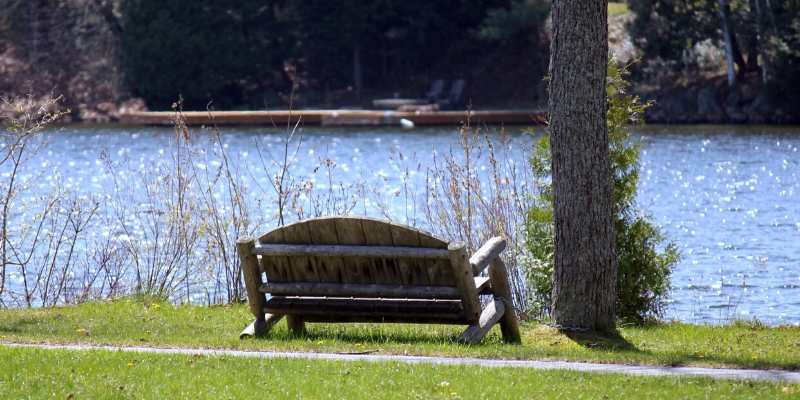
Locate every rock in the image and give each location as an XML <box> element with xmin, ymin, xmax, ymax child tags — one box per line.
<box><xmin>725</xmin><ymin>105</ymin><xmax>749</xmax><ymax>123</ymax></box>
<box><xmin>724</xmin><ymin>90</ymin><xmax>748</xmax><ymax>123</ymax></box>
<box><xmin>117</xmin><ymin>98</ymin><xmax>147</xmax><ymax>115</ymax></box>
<box><xmin>744</xmin><ymin>91</ymin><xmax>776</xmax><ymax>123</ymax></box>
<box><xmin>643</xmin><ymin>88</ymin><xmax>700</xmax><ymax>123</ymax></box>
<box><xmin>696</xmin><ymin>87</ymin><xmax>725</xmax><ymax>123</ymax></box>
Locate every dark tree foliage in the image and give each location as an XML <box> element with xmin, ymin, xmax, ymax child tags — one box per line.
<box><xmin>290</xmin><ymin>0</ymin><xmax>511</xmax><ymax>100</ymax></box>
<box><xmin>628</xmin><ymin>0</ymin><xmax>718</xmax><ymax>65</ymax></box>
<box><xmin>119</xmin><ymin>0</ymin><xmax>292</xmax><ymax>109</ymax></box>
<box><xmin>768</xmin><ymin>1</ymin><xmax>800</xmax><ymax>85</ymax></box>
<box><xmin>629</xmin><ymin>0</ymin><xmax>800</xmax><ymax>88</ymax></box>
<box><xmin>118</xmin><ymin>0</ymin><xmax>534</xmax><ymax>108</ymax></box>
<box><xmin>479</xmin><ymin>0</ymin><xmax>551</xmax><ymax>44</ymax></box>
<box><xmin>0</xmin><ymin>0</ymin><xmax>126</xmax><ymax>117</ymax></box>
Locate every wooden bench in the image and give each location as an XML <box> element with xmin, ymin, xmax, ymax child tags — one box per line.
<box><xmin>238</xmin><ymin>217</ymin><xmax>521</xmax><ymax>344</ymax></box>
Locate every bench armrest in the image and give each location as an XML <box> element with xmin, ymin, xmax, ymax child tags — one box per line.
<box><xmin>469</xmin><ymin>237</ymin><xmax>506</xmax><ymax>275</ymax></box>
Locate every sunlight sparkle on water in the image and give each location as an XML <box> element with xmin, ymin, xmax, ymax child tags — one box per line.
<box><xmin>5</xmin><ymin>124</ymin><xmax>800</xmax><ymax>325</ymax></box>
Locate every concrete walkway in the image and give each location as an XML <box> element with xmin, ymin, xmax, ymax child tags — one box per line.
<box><xmin>3</xmin><ymin>342</ymin><xmax>799</xmax><ymax>383</ymax></box>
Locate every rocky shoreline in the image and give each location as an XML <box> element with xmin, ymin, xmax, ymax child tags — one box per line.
<box><xmin>639</xmin><ymin>78</ymin><xmax>799</xmax><ymax>125</ymax></box>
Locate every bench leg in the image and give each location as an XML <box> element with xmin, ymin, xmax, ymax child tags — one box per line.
<box><xmin>240</xmin><ymin>313</ymin><xmax>284</xmax><ymax>339</ymax></box>
<box><xmin>489</xmin><ymin>258</ymin><xmax>522</xmax><ymax>344</ymax></box>
<box><xmin>287</xmin><ymin>315</ymin><xmax>306</xmax><ymax>336</ymax></box>
<box><xmin>460</xmin><ymin>299</ymin><xmax>505</xmax><ymax>344</ymax></box>
<box><xmin>238</xmin><ymin>237</ymin><xmax>271</xmax><ymax>339</ymax></box>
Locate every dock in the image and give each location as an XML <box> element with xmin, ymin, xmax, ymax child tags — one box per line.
<box><xmin>119</xmin><ymin>109</ymin><xmax>546</xmax><ymax>127</ymax></box>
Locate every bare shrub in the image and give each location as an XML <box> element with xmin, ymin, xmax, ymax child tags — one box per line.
<box><xmin>66</xmin><ymin>234</ymin><xmax>129</xmax><ymax>303</ymax></box>
<box><xmin>423</xmin><ymin>120</ymin><xmax>535</xmax><ymax>313</ymax></box>
<box><xmin>101</xmin><ymin>103</ymin><xmax>202</xmax><ymax>301</ymax></box>
<box><xmin>251</xmin><ymin>118</ymin><xmax>304</xmax><ymax>226</ymax></box>
<box><xmin>189</xmin><ymin>112</ymin><xmax>258</xmax><ymax>304</ymax></box>
<box><xmin>0</xmin><ymin>95</ymin><xmax>110</xmax><ymax>307</ymax></box>
<box><xmin>2</xmin><ymin>94</ymin><xmax>541</xmax><ymax>313</ymax></box>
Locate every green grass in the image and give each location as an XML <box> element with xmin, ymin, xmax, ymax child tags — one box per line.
<box><xmin>1</xmin><ymin>298</ymin><xmax>799</xmax><ymax>371</ymax></box>
<box><xmin>1</xmin><ymin>346</ymin><xmax>797</xmax><ymax>399</ymax></box>
<box><xmin>608</xmin><ymin>2</ymin><xmax>630</xmax><ymax>17</ymax></box>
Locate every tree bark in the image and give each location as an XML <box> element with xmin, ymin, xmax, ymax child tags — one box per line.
<box><xmin>548</xmin><ymin>0</ymin><xmax>617</xmax><ymax>332</ymax></box>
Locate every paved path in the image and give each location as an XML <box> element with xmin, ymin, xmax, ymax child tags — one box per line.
<box><xmin>3</xmin><ymin>342</ymin><xmax>799</xmax><ymax>383</ymax></box>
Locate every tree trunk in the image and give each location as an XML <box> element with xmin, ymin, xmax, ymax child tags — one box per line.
<box><xmin>746</xmin><ymin>0</ymin><xmax>760</xmax><ymax>71</ymax></box>
<box><xmin>729</xmin><ymin>26</ymin><xmax>748</xmax><ymax>76</ymax></box>
<box><xmin>718</xmin><ymin>0</ymin><xmax>738</xmax><ymax>88</ymax></box>
<box><xmin>28</xmin><ymin>0</ymin><xmax>39</xmax><ymax>64</ymax></box>
<box><xmin>548</xmin><ymin>0</ymin><xmax>617</xmax><ymax>332</ymax></box>
<box><xmin>754</xmin><ymin>0</ymin><xmax>772</xmax><ymax>84</ymax></box>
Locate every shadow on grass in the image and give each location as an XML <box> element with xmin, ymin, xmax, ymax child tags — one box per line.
<box><xmin>0</xmin><ymin>316</ymin><xmax>48</xmax><ymax>334</ymax></box>
<box><xmin>245</xmin><ymin>322</ymin><xmax>470</xmax><ymax>347</ymax></box>
<box><xmin>562</xmin><ymin>329</ymin><xmax>639</xmax><ymax>352</ymax></box>
<box><xmin>561</xmin><ymin>327</ymin><xmax>800</xmax><ymax>371</ymax></box>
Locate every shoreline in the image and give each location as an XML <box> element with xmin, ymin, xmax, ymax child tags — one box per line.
<box><xmin>47</xmin><ymin>120</ymin><xmax>800</xmax><ymax>130</ymax></box>
<box><xmin>119</xmin><ymin>109</ymin><xmax>548</xmax><ymax>127</ymax></box>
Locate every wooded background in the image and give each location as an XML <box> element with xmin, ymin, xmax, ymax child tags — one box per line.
<box><xmin>1</xmin><ymin>0</ymin><xmax>798</xmax><ymax>122</ymax></box>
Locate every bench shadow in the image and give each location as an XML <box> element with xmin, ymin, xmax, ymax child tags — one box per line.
<box><xmin>248</xmin><ymin>323</ymin><xmax>467</xmax><ymax>346</ymax></box>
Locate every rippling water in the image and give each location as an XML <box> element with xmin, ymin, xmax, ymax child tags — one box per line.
<box><xmin>636</xmin><ymin>125</ymin><xmax>800</xmax><ymax>325</ymax></box>
<box><xmin>3</xmin><ymin>124</ymin><xmax>799</xmax><ymax>325</ymax></box>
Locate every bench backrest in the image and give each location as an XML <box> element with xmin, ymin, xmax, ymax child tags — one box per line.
<box><xmin>251</xmin><ymin>217</ymin><xmax>481</xmax><ymax>324</ymax></box>
<box><xmin>240</xmin><ymin>217</ymin><xmax>520</xmax><ymax>342</ymax></box>
<box><xmin>257</xmin><ymin>217</ymin><xmax>455</xmax><ymax>288</ymax></box>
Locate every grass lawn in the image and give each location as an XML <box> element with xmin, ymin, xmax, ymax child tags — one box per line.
<box><xmin>0</xmin><ymin>298</ymin><xmax>798</xmax><ymax>371</ymax></box>
<box><xmin>608</xmin><ymin>2</ymin><xmax>630</xmax><ymax>17</ymax></box>
<box><xmin>1</xmin><ymin>346</ymin><xmax>797</xmax><ymax>399</ymax></box>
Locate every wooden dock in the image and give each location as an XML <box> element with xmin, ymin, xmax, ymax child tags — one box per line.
<box><xmin>119</xmin><ymin>109</ymin><xmax>546</xmax><ymax>127</ymax></box>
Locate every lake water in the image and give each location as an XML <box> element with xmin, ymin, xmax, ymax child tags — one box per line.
<box><xmin>3</xmin><ymin>124</ymin><xmax>799</xmax><ymax>325</ymax></box>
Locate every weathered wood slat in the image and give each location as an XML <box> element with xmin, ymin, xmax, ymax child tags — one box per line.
<box><xmin>334</xmin><ymin>218</ymin><xmax>372</xmax><ymax>283</ymax></box>
<box><xmin>418</xmin><ymin>232</ymin><xmax>455</xmax><ymax>286</ymax></box>
<box><xmin>282</xmin><ymin>222</ymin><xmax>319</xmax><ymax>283</ymax></box>
<box><xmin>469</xmin><ymin>237</ymin><xmax>507</xmax><ymax>275</ymax></box>
<box><xmin>356</xmin><ymin>219</ymin><xmax>385</xmax><ymax>283</ymax></box>
<box><xmin>260</xmin><ymin>282</ymin><xmax>461</xmax><ymax>299</ymax></box>
<box><xmin>390</xmin><ymin>224</ymin><xmax>423</xmax><ymax>285</ymax></box>
<box><xmin>265</xmin><ymin>296</ymin><xmax>464</xmax><ymax>318</ymax></box>
<box><xmin>460</xmin><ymin>299</ymin><xmax>506</xmax><ymax>344</ymax></box>
<box><xmin>258</xmin><ymin>229</ymin><xmax>291</xmax><ymax>282</ymax></box>
<box><xmin>448</xmin><ymin>242</ymin><xmax>481</xmax><ymax>323</ymax></box>
<box><xmin>306</xmin><ymin>218</ymin><xmax>343</xmax><ymax>282</ymax></box>
<box><xmin>300</xmin><ymin>314</ymin><xmax>468</xmax><ymax>324</ymax></box>
<box><xmin>260</xmin><ymin>277</ymin><xmax>488</xmax><ymax>299</ymax></box>
<box><xmin>361</xmin><ymin>219</ymin><xmax>400</xmax><ymax>284</ymax></box>
<box><xmin>254</xmin><ymin>243</ymin><xmax>450</xmax><ymax>260</ymax></box>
